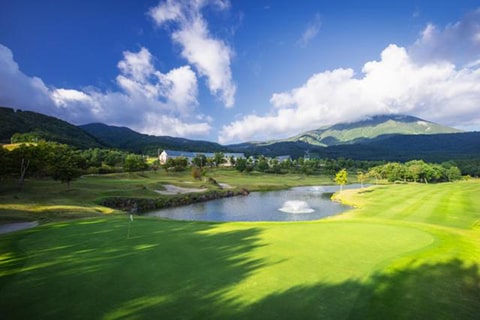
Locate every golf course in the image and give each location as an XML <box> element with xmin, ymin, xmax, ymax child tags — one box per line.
<box><xmin>1</xmin><ymin>172</ymin><xmax>479</xmax><ymax>319</ymax></box>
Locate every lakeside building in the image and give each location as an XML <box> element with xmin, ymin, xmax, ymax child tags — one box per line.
<box><xmin>159</xmin><ymin>150</ymin><xmax>245</xmax><ymax>166</ymax></box>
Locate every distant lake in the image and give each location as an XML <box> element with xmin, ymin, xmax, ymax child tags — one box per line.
<box><xmin>146</xmin><ymin>184</ymin><xmax>363</xmax><ymax>222</ymax></box>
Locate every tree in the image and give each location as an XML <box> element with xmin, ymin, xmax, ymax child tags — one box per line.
<box><xmin>367</xmin><ymin>166</ymin><xmax>382</xmax><ymax>184</ymax></box>
<box><xmin>47</xmin><ymin>145</ymin><xmax>82</xmax><ymax>189</ymax></box>
<box><xmin>446</xmin><ymin>166</ymin><xmax>462</xmax><ymax>182</ymax></box>
<box><xmin>356</xmin><ymin>171</ymin><xmax>367</xmax><ymax>188</ymax></box>
<box><xmin>334</xmin><ymin>168</ymin><xmax>348</xmax><ymax>191</ymax></box>
<box><xmin>256</xmin><ymin>156</ymin><xmax>269</xmax><ymax>172</ymax></box>
<box><xmin>163</xmin><ymin>158</ymin><xmax>175</xmax><ymax>172</ymax></box>
<box><xmin>151</xmin><ymin>159</ymin><xmax>160</xmax><ymax>172</ymax></box>
<box><xmin>192</xmin><ymin>154</ymin><xmax>207</xmax><ymax>168</ymax></box>
<box><xmin>214</xmin><ymin>152</ymin><xmax>225</xmax><ymax>167</ymax></box>
<box><xmin>235</xmin><ymin>157</ymin><xmax>247</xmax><ymax>172</ymax></box>
<box><xmin>124</xmin><ymin>154</ymin><xmax>148</xmax><ymax>173</ymax></box>
<box><xmin>173</xmin><ymin>157</ymin><xmax>188</xmax><ymax>171</ymax></box>
<box><xmin>406</xmin><ymin>160</ymin><xmax>425</xmax><ymax>183</ymax></box>
<box><xmin>0</xmin><ymin>146</ymin><xmax>10</xmax><ymax>178</ymax></box>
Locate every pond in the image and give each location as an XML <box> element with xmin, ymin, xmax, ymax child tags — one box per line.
<box><xmin>146</xmin><ymin>184</ymin><xmax>363</xmax><ymax>222</ymax></box>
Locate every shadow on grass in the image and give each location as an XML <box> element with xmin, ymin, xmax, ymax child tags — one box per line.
<box><xmin>0</xmin><ymin>218</ymin><xmax>267</xmax><ymax>319</ymax></box>
<box><xmin>1</xmin><ymin>218</ymin><xmax>479</xmax><ymax>319</ymax></box>
<box><xmin>234</xmin><ymin>259</ymin><xmax>480</xmax><ymax>320</ymax></box>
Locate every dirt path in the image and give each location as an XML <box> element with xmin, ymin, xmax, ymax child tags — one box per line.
<box><xmin>0</xmin><ymin>221</ymin><xmax>38</xmax><ymax>235</ymax></box>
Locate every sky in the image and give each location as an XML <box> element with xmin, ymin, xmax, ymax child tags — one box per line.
<box><xmin>1</xmin><ymin>0</ymin><xmax>480</xmax><ymax>144</ymax></box>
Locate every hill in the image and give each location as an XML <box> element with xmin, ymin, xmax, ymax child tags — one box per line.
<box><xmin>2</xmin><ymin>106</ymin><xmax>478</xmax><ymax>162</ymax></box>
<box><xmin>229</xmin><ymin>131</ymin><xmax>480</xmax><ymax>162</ymax></box>
<box><xmin>290</xmin><ymin>114</ymin><xmax>461</xmax><ymax>146</ymax></box>
<box><xmin>228</xmin><ymin>114</ymin><xmax>476</xmax><ymax>160</ymax></box>
<box><xmin>0</xmin><ymin>107</ymin><xmax>104</xmax><ymax>149</ymax></box>
<box><xmin>230</xmin><ymin>115</ymin><xmax>460</xmax><ymax>150</ymax></box>
<box><xmin>80</xmin><ymin>123</ymin><xmax>227</xmax><ymax>155</ymax></box>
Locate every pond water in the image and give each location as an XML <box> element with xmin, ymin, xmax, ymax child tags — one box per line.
<box><xmin>146</xmin><ymin>184</ymin><xmax>363</xmax><ymax>222</ymax></box>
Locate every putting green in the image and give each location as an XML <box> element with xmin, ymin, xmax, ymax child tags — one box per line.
<box><xmin>1</xmin><ymin>181</ymin><xmax>480</xmax><ymax>319</ymax></box>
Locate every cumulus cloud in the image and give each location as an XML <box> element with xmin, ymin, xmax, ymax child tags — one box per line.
<box><xmin>0</xmin><ymin>44</ymin><xmax>211</xmax><ymax>137</ymax></box>
<box><xmin>410</xmin><ymin>9</ymin><xmax>480</xmax><ymax>65</ymax></box>
<box><xmin>219</xmin><ymin>42</ymin><xmax>480</xmax><ymax>143</ymax></box>
<box><xmin>218</xmin><ymin>9</ymin><xmax>480</xmax><ymax>143</ymax></box>
<box><xmin>149</xmin><ymin>0</ymin><xmax>236</xmax><ymax>107</ymax></box>
<box><xmin>0</xmin><ymin>45</ymin><xmax>54</xmax><ymax>113</ymax></box>
<box><xmin>298</xmin><ymin>13</ymin><xmax>321</xmax><ymax>47</ymax></box>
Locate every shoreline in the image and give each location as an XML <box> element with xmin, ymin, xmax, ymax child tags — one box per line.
<box><xmin>101</xmin><ymin>188</ymin><xmax>250</xmax><ymax>214</ymax></box>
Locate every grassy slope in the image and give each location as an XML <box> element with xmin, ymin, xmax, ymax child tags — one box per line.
<box><xmin>0</xmin><ymin>175</ymin><xmax>479</xmax><ymax>319</ymax></box>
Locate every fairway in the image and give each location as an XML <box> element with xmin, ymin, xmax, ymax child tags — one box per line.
<box><xmin>1</xmin><ymin>181</ymin><xmax>480</xmax><ymax>319</ymax></box>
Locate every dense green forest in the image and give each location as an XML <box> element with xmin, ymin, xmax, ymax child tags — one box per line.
<box><xmin>80</xmin><ymin>123</ymin><xmax>227</xmax><ymax>154</ymax></box>
<box><xmin>0</xmin><ymin>107</ymin><xmax>104</xmax><ymax>149</ymax></box>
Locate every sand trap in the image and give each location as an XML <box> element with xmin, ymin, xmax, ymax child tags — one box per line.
<box><xmin>219</xmin><ymin>183</ymin><xmax>233</xmax><ymax>189</ymax></box>
<box><xmin>0</xmin><ymin>221</ymin><xmax>38</xmax><ymax>234</ymax></box>
<box><xmin>155</xmin><ymin>184</ymin><xmax>208</xmax><ymax>195</ymax></box>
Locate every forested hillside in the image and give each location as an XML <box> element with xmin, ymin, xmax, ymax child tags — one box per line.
<box><xmin>80</xmin><ymin>123</ymin><xmax>227</xmax><ymax>155</ymax></box>
<box><xmin>0</xmin><ymin>107</ymin><xmax>103</xmax><ymax>149</ymax></box>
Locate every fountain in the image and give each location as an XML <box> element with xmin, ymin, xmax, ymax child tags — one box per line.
<box><xmin>309</xmin><ymin>186</ymin><xmax>324</xmax><ymax>192</ymax></box>
<box><xmin>278</xmin><ymin>200</ymin><xmax>315</xmax><ymax>214</ymax></box>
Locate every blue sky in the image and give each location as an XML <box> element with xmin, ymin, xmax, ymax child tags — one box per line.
<box><xmin>1</xmin><ymin>0</ymin><xmax>480</xmax><ymax>144</ymax></box>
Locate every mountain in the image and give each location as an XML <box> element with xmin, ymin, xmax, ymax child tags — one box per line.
<box><xmin>227</xmin><ymin>115</ymin><xmax>479</xmax><ymax>161</ymax></box>
<box><xmin>288</xmin><ymin>114</ymin><xmax>461</xmax><ymax>146</ymax></box>
<box><xmin>229</xmin><ymin>131</ymin><xmax>480</xmax><ymax>162</ymax></box>
<box><xmin>0</xmin><ymin>106</ymin><xmax>104</xmax><ymax>149</ymax></box>
<box><xmin>80</xmin><ymin>123</ymin><xmax>227</xmax><ymax>155</ymax></box>
<box><xmin>2</xmin><ymin>106</ymin><xmax>478</xmax><ymax>162</ymax></box>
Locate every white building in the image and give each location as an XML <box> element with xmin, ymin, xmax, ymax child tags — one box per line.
<box><xmin>159</xmin><ymin>150</ymin><xmax>245</xmax><ymax>166</ymax></box>
<box><xmin>158</xmin><ymin>150</ymin><xmax>197</xmax><ymax>165</ymax></box>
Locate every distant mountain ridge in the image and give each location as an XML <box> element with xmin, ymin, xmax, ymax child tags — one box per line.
<box><xmin>2</xmin><ymin>106</ymin><xmax>478</xmax><ymax>162</ymax></box>
<box><xmin>80</xmin><ymin>123</ymin><xmax>226</xmax><ymax>154</ymax></box>
<box><xmin>289</xmin><ymin>114</ymin><xmax>461</xmax><ymax>146</ymax></box>
<box><xmin>228</xmin><ymin>114</ymin><xmax>461</xmax><ymax>152</ymax></box>
<box><xmin>0</xmin><ymin>106</ymin><xmax>104</xmax><ymax>149</ymax></box>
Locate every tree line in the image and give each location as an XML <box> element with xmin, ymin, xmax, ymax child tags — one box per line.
<box><xmin>0</xmin><ymin>142</ymin><xmax>468</xmax><ymax>191</ymax></box>
<box><xmin>365</xmin><ymin>160</ymin><xmax>462</xmax><ymax>183</ymax></box>
<box><xmin>0</xmin><ymin>142</ymin><xmax>149</xmax><ymax>189</ymax></box>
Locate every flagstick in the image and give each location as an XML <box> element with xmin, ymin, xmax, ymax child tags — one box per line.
<box><xmin>127</xmin><ymin>214</ymin><xmax>133</xmax><ymax>239</ymax></box>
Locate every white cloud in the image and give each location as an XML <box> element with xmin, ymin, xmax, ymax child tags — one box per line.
<box><xmin>410</xmin><ymin>9</ymin><xmax>480</xmax><ymax>65</ymax></box>
<box><xmin>117</xmin><ymin>47</ymin><xmax>155</xmax><ymax>82</ymax></box>
<box><xmin>219</xmin><ymin>9</ymin><xmax>480</xmax><ymax>143</ymax></box>
<box><xmin>219</xmin><ymin>43</ymin><xmax>480</xmax><ymax>143</ymax></box>
<box><xmin>142</xmin><ymin>112</ymin><xmax>212</xmax><ymax>137</ymax></box>
<box><xmin>298</xmin><ymin>13</ymin><xmax>321</xmax><ymax>47</ymax></box>
<box><xmin>0</xmin><ymin>45</ymin><xmax>54</xmax><ymax>113</ymax></box>
<box><xmin>149</xmin><ymin>0</ymin><xmax>236</xmax><ymax>107</ymax></box>
<box><xmin>159</xmin><ymin>65</ymin><xmax>198</xmax><ymax>114</ymax></box>
<box><xmin>0</xmin><ymin>44</ymin><xmax>211</xmax><ymax>138</ymax></box>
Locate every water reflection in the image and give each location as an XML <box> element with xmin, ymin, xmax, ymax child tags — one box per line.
<box><xmin>146</xmin><ymin>184</ymin><xmax>363</xmax><ymax>222</ymax></box>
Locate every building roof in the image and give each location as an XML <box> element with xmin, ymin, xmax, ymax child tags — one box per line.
<box><xmin>276</xmin><ymin>155</ymin><xmax>292</xmax><ymax>162</ymax></box>
<box><xmin>162</xmin><ymin>150</ymin><xmax>196</xmax><ymax>158</ymax></box>
<box><xmin>224</xmin><ymin>153</ymin><xmax>245</xmax><ymax>158</ymax></box>
<box><xmin>162</xmin><ymin>150</ymin><xmax>245</xmax><ymax>159</ymax></box>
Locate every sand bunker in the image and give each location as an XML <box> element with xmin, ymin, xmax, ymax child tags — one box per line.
<box><xmin>0</xmin><ymin>221</ymin><xmax>38</xmax><ymax>234</ymax></box>
<box><xmin>155</xmin><ymin>184</ymin><xmax>208</xmax><ymax>195</ymax></box>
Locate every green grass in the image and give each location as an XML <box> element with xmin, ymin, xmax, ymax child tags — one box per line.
<box><xmin>1</xmin><ymin>174</ymin><xmax>480</xmax><ymax>319</ymax></box>
<box><xmin>0</xmin><ymin>169</ymin><xmax>333</xmax><ymax>222</ymax></box>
